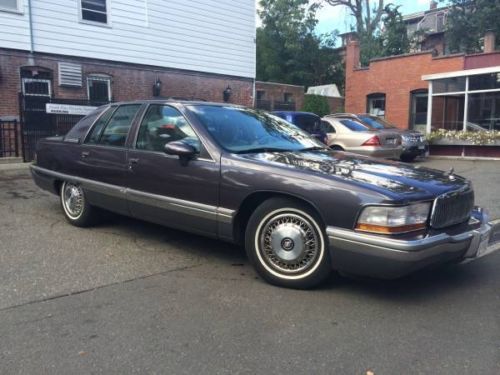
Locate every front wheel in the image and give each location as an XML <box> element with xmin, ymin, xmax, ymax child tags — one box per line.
<box><xmin>330</xmin><ymin>145</ymin><xmax>344</xmax><ymax>151</ymax></box>
<box><xmin>245</xmin><ymin>198</ymin><xmax>331</xmax><ymax>289</ymax></box>
<box><xmin>60</xmin><ymin>181</ymin><xmax>98</xmax><ymax>227</ymax></box>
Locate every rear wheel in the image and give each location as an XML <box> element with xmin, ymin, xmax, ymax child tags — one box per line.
<box><xmin>400</xmin><ymin>154</ymin><xmax>417</xmax><ymax>162</ymax></box>
<box><xmin>245</xmin><ymin>198</ymin><xmax>331</xmax><ymax>289</ymax></box>
<box><xmin>60</xmin><ymin>181</ymin><xmax>98</xmax><ymax>227</ymax></box>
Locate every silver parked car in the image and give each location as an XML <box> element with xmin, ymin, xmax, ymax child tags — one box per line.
<box><xmin>321</xmin><ymin>115</ymin><xmax>403</xmax><ymax>159</ymax></box>
<box><xmin>349</xmin><ymin>114</ymin><xmax>429</xmax><ymax>162</ymax></box>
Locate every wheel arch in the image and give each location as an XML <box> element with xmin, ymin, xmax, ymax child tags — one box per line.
<box><xmin>232</xmin><ymin>190</ymin><xmax>326</xmax><ymax>245</ymax></box>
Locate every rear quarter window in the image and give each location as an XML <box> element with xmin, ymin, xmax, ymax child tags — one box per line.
<box><xmin>63</xmin><ymin>106</ymin><xmax>108</xmax><ymax>142</ymax></box>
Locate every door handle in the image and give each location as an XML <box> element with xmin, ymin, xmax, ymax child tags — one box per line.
<box><xmin>81</xmin><ymin>151</ymin><xmax>90</xmax><ymax>158</ymax></box>
<box><xmin>129</xmin><ymin>158</ymin><xmax>139</xmax><ymax>164</ymax></box>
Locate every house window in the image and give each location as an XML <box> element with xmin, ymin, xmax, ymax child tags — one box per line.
<box><xmin>256</xmin><ymin>90</ymin><xmax>266</xmax><ymax>100</ymax></box>
<box><xmin>0</xmin><ymin>0</ymin><xmax>22</xmax><ymax>12</ymax></box>
<box><xmin>81</xmin><ymin>0</ymin><xmax>108</xmax><ymax>24</ymax></box>
<box><xmin>22</xmin><ymin>79</ymin><xmax>51</xmax><ymax>97</ymax></box>
<box><xmin>367</xmin><ymin>93</ymin><xmax>386</xmax><ymax>117</ymax></box>
<box><xmin>284</xmin><ymin>93</ymin><xmax>294</xmax><ymax>103</ymax></box>
<box><xmin>87</xmin><ymin>75</ymin><xmax>111</xmax><ymax>103</ymax></box>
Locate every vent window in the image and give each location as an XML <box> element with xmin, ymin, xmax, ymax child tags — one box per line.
<box><xmin>58</xmin><ymin>62</ymin><xmax>82</xmax><ymax>87</ymax></box>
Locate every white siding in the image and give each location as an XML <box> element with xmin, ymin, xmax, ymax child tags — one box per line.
<box><xmin>0</xmin><ymin>0</ymin><xmax>256</xmax><ymax>78</ymax></box>
<box><xmin>0</xmin><ymin>2</ymin><xmax>31</xmax><ymax>51</ymax></box>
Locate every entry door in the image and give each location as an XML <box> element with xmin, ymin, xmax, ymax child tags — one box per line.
<box><xmin>126</xmin><ymin>104</ymin><xmax>219</xmax><ymax>236</ymax></box>
<box><xmin>79</xmin><ymin>104</ymin><xmax>142</xmax><ymax>215</ymax></box>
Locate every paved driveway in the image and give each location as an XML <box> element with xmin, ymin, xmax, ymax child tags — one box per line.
<box><xmin>0</xmin><ymin>160</ymin><xmax>498</xmax><ymax>374</ymax></box>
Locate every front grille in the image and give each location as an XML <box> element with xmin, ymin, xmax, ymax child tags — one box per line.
<box><xmin>430</xmin><ymin>188</ymin><xmax>474</xmax><ymax>229</ymax></box>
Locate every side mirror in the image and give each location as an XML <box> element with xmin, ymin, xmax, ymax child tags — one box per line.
<box><xmin>164</xmin><ymin>141</ymin><xmax>197</xmax><ymax>159</ymax></box>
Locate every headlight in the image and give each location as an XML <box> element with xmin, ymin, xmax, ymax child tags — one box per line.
<box><xmin>355</xmin><ymin>202</ymin><xmax>431</xmax><ymax>234</ymax></box>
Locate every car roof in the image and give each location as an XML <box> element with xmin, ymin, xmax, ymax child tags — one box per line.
<box><xmin>106</xmin><ymin>99</ymin><xmax>244</xmax><ymax>108</ymax></box>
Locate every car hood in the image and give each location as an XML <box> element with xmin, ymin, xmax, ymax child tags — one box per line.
<box><xmin>237</xmin><ymin>150</ymin><xmax>469</xmax><ymax>199</ymax></box>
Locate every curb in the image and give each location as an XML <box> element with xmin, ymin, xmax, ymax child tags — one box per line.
<box><xmin>0</xmin><ymin>163</ymin><xmax>30</xmax><ymax>171</ymax></box>
<box><xmin>427</xmin><ymin>156</ymin><xmax>500</xmax><ymax>161</ymax></box>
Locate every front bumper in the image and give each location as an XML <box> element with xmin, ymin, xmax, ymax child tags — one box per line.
<box><xmin>326</xmin><ymin>209</ymin><xmax>500</xmax><ymax>279</ymax></box>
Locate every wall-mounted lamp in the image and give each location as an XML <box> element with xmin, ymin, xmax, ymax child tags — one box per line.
<box><xmin>153</xmin><ymin>77</ymin><xmax>162</xmax><ymax>97</ymax></box>
<box><xmin>223</xmin><ymin>85</ymin><xmax>232</xmax><ymax>102</ymax></box>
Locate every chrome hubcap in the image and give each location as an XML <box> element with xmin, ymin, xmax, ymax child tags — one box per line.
<box><xmin>63</xmin><ymin>183</ymin><xmax>84</xmax><ymax>218</ymax></box>
<box><xmin>260</xmin><ymin>213</ymin><xmax>319</xmax><ymax>274</ymax></box>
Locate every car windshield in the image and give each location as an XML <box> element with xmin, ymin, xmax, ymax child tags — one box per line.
<box><xmin>358</xmin><ymin>115</ymin><xmax>396</xmax><ymax>129</ymax></box>
<box><xmin>188</xmin><ymin>105</ymin><xmax>324</xmax><ymax>153</ymax></box>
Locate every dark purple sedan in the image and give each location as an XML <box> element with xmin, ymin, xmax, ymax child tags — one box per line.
<box><xmin>31</xmin><ymin>101</ymin><xmax>499</xmax><ymax>288</ymax></box>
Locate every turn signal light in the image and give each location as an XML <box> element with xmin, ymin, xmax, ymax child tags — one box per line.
<box><xmin>355</xmin><ymin>223</ymin><xmax>426</xmax><ymax>234</ymax></box>
<box><xmin>362</xmin><ymin>136</ymin><xmax>381</xmax><ymax>146</ymax></box>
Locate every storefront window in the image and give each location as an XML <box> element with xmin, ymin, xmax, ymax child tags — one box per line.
<box><xmin>426</xmin><ymin>69</ymin><xmax>500</xmax><ymax>133</ymax></box>
<box><xmin>467</xmin><ymin>92</ymin><xmax>500</xmax><ymax>131</ymax></box>
<box><xmin>469</xmin><ymin>73</ymin><xmax>500</xmax><ymax>91</ymax></box>
<box><xmin>431</xmin><ymin>95</ymin><xmax>464</xmax><ymax>131</ymax></box>
<box><xmin>433</xmin><ymin>77</ymin><xmax>466</xmax><ymax>94</ymax></box>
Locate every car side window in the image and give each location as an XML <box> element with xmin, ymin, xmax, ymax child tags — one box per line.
<box><xmin>85</xmin><ymin>107</ymin><xmax>116</xmax><ymax>144</ymax></box>
<box><xmin>136</xmin><ymin>105</ymin><xmax>200</xmax><ymax>152</ymax></box>
<box><xmin>98</xmin><ymin>104</ymin><xmax>142</xmax><ymax>147</ymax></box>
<box><xmin>320</xmin><ymin>120</ymin><xmax>334</xmax><ymax>133</ymax></box>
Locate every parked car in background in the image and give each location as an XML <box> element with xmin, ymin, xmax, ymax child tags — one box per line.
<box><xmin>348</xmin><ymin>114</ymin><xmax>429</xmax><ymax>162</ymax></box>
<box><xmin>321</xmin><ymin>115</ymin><xmax>403</xmax><ymax>159</ymax></box>
<box><xmin>30</xmin><ymin>101</ymin><xmax>499</xmax><ymax>289</ymax></box>
<box><xmin>272</xmin><ymin>111</ymin><xmax>328</xmax><ymax>144</ymax></box>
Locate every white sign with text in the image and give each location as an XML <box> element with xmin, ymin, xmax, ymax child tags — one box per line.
<box><xmin>46</xmin><ymin>103</ymin><xmax>97</xmax><ymax>116</ymax></box>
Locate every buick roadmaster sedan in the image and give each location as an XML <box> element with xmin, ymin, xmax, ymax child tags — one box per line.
<box><xmin>31</xmin><ymin>101</ymin><xmax>499</xmax><ymax>288</ymax></box>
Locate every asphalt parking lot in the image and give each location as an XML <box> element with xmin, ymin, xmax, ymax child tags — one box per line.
<box><xmin>0</xmin><ymin>159</ymin><xmax>499</xmax><ymax>374</ymax></box>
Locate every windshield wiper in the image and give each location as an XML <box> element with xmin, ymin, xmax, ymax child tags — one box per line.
<box><xmin>234</xmin><ymin>147</ymin><xmax>289</xmax><ymax>154</ymax></box>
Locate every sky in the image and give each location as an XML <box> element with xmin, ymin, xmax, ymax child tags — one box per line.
<box><xmin>256</xmin><ymin>0</ymin><xmax>439</xmax><ymax>36</ymax></box>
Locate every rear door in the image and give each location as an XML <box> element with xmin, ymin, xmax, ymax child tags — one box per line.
<box><xmin>126</xmin><ymin>104</ymin><xmax>220</xmax><ymax>236</ymax></box>
<box><xmin>79</xmin><ymin>104</ymin><xmax>143</xmax><ymax>214</ymax></box>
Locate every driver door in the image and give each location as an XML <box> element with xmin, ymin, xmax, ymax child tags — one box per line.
<box><xmin>126</xmin><ymin>104</ymin><xmax>220</xmax><ymax>236</ymax></box>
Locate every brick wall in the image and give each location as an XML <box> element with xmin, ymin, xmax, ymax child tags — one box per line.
<box><xmin>345</xmin><ymin>41</ymin><xmax>465</xmax><ymax>129</ymax></box>
<box><xmin>255</xmin><ymin>81</ymin><xmax>305</xmax><ymax>111</ymax></box>
<box><xmin>0</xmin><ymin>49</ymin><xmax>254</xmax><ymax>119</ymax></box>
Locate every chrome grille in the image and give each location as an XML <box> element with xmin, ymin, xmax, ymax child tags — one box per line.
<box><xmin>430</xmin><ymin>188</ymin><xmax>474</xmax><ymax>229</ymax></box>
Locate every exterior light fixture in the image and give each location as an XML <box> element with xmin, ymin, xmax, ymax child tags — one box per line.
<box><xmin>223</xmin><ymin>85</ymin><xmax>232</xmax><ymax>102</ymax></box>
<box><xmin>153</xmin><ymin>77</ymin><xmax>162</xmax><ymax>97</ymax></box>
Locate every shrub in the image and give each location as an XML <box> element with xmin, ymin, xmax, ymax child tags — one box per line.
<box><xmin>302</xmin><ymin>95</ymin><xmax>330</xmax><ymax>117</ymax></box>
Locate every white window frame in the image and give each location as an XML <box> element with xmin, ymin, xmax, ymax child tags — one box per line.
<box><xmin>0</xmin><ymin>0</ymin><xmax>23</xmax><ymax>14</ymax></box>
<box><xmin>87</xmin><ymin>75</ymin><xmax>112</xmax><ymax>102</ymax></box>
<box><xmin>78</xmin><ymin>0</ymin><xmax>111</xmax><ymax>27</ymax></box>
<box><xmin>22</xmin><ymin>78</ymin><xmax>52</xmax><ymax>97</ymax></box>
<box><xmin>367</xmin><ymin>94</ymin><xmax>386</xmax><ymax>117</ymax></box>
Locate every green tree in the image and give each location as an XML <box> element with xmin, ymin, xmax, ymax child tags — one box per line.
<box><xmin>323</xmin><ymin>0</ymin><xmax>386</xmax><ymax>64</ymax></box>
<box><xmin>323</xmin><ymin>1</ymin><xmax>410</xmax><ymax>64</ymax></box>
<box><xmin>443</xmin><ymin>0</ymin><xmax>500</xmax><ymax>53</ymax></box>
<box><xmin>381</xmin><ymin>5</ymin><xmax>410</xmax><ymax>56</ymax></box>
<box><xmin>302</xmin><ymin>95</ymin><xmax>331</xmax><ymax>117</ymax></box>
<box><xmin>256</xmin><ymin>0</ymin><xmax>343</xmax><ymax>88</ymax></box>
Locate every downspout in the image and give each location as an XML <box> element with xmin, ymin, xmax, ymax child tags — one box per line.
<box><xmin>27</xmin><ymin>0</ymin><xmax>35</xmax><ymax>64</ymax></box>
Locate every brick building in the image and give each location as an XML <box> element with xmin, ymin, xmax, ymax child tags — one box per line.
<box><xmin>0</xmin><ymin>0</ymin><xmax>255</xmax><ymax>160</ymax></box>
<box><xmin>344</xmin><ymin>34</ymin><xmax>500</xmax><ymax>134</ymax></box>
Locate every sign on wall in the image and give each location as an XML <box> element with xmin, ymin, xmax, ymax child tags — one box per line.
<box><xmin>46</xmin><ymin>103</ymin><xmax>97</xmax><ymax>116</ymax></box>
